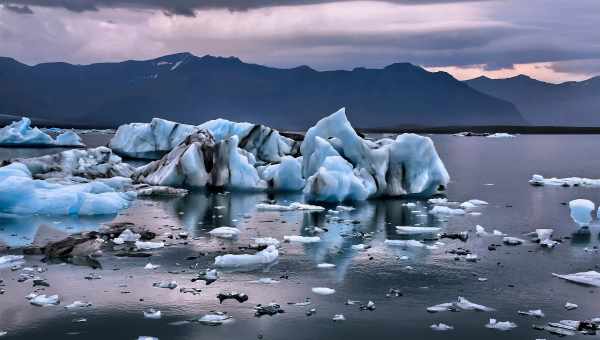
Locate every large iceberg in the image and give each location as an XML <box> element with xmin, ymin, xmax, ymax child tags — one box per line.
<box><xmin>110</xmin><ymin>117</ymin><xmax>299</xmax><ymax>162</ymax></box>
<box><xmin>124</xmin><ymin>108</ymin><xmax>449</xmax><ymax>201</ymax></box>
<box><xmin>0</xmin><ymin>117</ymin><xmax>84</xmax><ymax>147</ymax></box>
<box><xmin>0</xmin><ymin>162</ymin><xmax>136</xmax><ymax>215</ymax></box>
<box><xmin>301</xmin><ymin>108</ymin><xmax>449</xmax><ymax>201</ymax></box>
<box><xmin>14</xmin><ymin>146</ymin><xmax>135</xmax><ymax>179</ymax></box>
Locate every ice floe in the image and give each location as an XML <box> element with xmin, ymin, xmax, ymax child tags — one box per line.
<box><xmin>530</xmin><ymin>174</ymin><xmax>600</xmax><ymax>187</ymax></box>
<box><xmin>552</xmin><ymin>271</ymin><xmax>600</xmax><ymax>287</ymax></box>
<box><xmin>208</xmin><ymin>227</ymin><xmax>240</xmax><ymax>239</ymax></box>
<box><xmin>214</xmin><ymin>245</ymin><xmax>279</xmax><ymax>268</ymax></box>
<box><xmin>430</xmin><ymin>323</ymin><xmax>454</xmax><ymax>331</ymax></box>
<box><xmin>28</xmin><ymin>294</ymin><xmax>60</xmax><ymax>306</ymax></box>
<box><xmin>485</xmin><ymin>318</ymin><xmax>517</xmax><ymax>330</ymax></box>
<box><xmin>284</xmin><ymin>235</ymin><xmax>321</xmax><ymax>243</ymax></box>
<box><xmin>395</xmin><ymin>226</ymin><xmax>440</xmax><ymax>235</ymax></box>
<box><xmin>0</xmin><ymin>118</ymin><xmax>84</xmax><ymax>147</ymax></box>
<box><xmin>429</xmin><ymin>206</ymin><xmax>465</xmax><ymax>216</ymax></box>
<box><xmin>427</xmin><ymin>297</ymin><xmax>494</xmax><ymax>312</ymax></box>
<box><xmin>0</xmin><ymin>162</ymin><xmax>136</xmax><ymax>215</ymax></box>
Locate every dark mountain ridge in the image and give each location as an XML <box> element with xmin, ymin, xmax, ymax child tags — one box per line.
<box><xmin>0</xmin><ymin>52</ymin><xmax>525</xmax><ymax>129</ymax></box>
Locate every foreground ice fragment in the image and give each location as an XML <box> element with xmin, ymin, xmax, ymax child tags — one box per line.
<box><xmin>312</xmin><ymin>287</ymin><xmax>335</xmax><ymax>295</ymax></box>
<box><xmin>427</xmin><ymin>297</ymin><xmax>494</xmax><ymax>312</ymax></box>
<box><xmin>250</xmin><ymin>278</ymin><xmax>280</xmax><ymax>284</ymax></box>
<box><xmin>153</xmin><ymin>281</ymin><xmax>177</xmax><ymax>289</ymax></box>
<box><xmin>135</xmin><ymin>241</ymin><xmax>164</xmax><ymax>250</ymax></box>
<box><xmin>332</xmin><ymin>314</ymin><xmax>346</xmax><ymax>321</ymax></box>
<box><xmin>144</xmin><ymin>263</ymin><xmax>160</xmax><ymax>270</ymax></box>
<box><xmin>208</xmin><ymin>227</ymin><xmax>240</xmax><ymax>239</ymax></box>
<box><xmin>395</xmin><ymin>226</ymin><xmax>440</xmax><ymax>235</ymax></box>
<box><xmin>518</xmin><ymin>309</ymin><xmax>544</xmax><ymax>317</ymax></box>
<box><xmin>284</xmin><ymin>235</ymin><xmax>321</xmax><ymax>243</ymax></box>
<box><xmin>430</xmin><ymin>206</ymin><xmax>465</xmax><ymax>216</ymax></box>
<box><xmin>503</xmin><ymin>237</ymin><xmax>525</xmax><ymax>245</ymax></box>
<box><xmin>252</xmin><ymin>237</ymin><xmax>280</xmax><ymax>247</ymax></box>
<box><xmin>144</xmin><ymin>309</ymin><xmax>162</xmax><ymax>319</ymax></box>
<box><xmin>569</xmin><ymin>199</ymin><xmax>595</xmax><ymax>226</ymax></box>
<box><xmin>0</xmin><ymin>162</ymin><xmax>136</xmax><ymax>216</ymax></box>
<box><xmin>65</xmin><ymin>301</ymin><xmax>92</xmax><ymax>309</ymax></box>
<box><xmin>485</xmin><ymin>318</ymin><xmax>517</xmax><ymax>330</ymax></box>
<box><xmin>0</xmin><ymin>255</ymin><xmax>24</xmax><ymax>265</ymax></box>
<box><xmin>29</xmin><ymin>294</ymin><xmax>60</xmax><ymax>306</ymax></box>
<box><xmin>552</xmin><ymin>271</ymin><xmax>600</xmax><ymax>287</ymax></box>
<box><xmin>384</xmin><ymin>239</ymin><xmax>425</xmax><ymax>248</ymax></box>
<box><xmin>113</xmin><ymin>229</ymin><xmax>141</xmax><ymax>244</ymax></box>
<box><xmin>214</xmin><ymin>245</ymin><xmax>278</xmax><ymax>268</ymax></box>
<box><xmin>430</xmin><ymin>323</ymin><xmax>454</xmax><ymax>331</ymax></box>
<box><xmin>317</xmin><ymin>263</ymin><xmax>336</xmax><ymax>269</ymax></box>
<box><xmin>256</xmin><ymin>202</ymin><xmax>325</xmax><ymax>211</ymax></box>
<box><xmin>198</xmin><ymin>312</ymin><xmax>233</xmax><ymax>325</ymax></box>
<box><xmin>529</xmin><ymin>174</ymin><xmax>600</xmax><ymax>187</ymax></box>
<box><xmin>564</xmin><ymin>302</ymin><xmax>578</xmax><ymax>310</ymax></box>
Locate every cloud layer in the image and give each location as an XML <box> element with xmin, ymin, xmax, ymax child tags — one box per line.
<box><xmin>0</xmin><ymin>0</ymin><xmax>598</xmax><ymax>83</ymax></box>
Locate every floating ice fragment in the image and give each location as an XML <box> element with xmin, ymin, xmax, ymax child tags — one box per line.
<box><xmin>569</xmin><ymin>199</ymin><xmax>595</xmax><ymax>226</ymax></box>
<box><xmin>252</xmin><ymin>237</ymin><xmax>280</xmax><ymax>247</ymax></box>
<box><xmin>485</xmin><ymin>318</ymin><xmax>517</xmax><ymax>331</ymax></box>
<box><xmin>564</xmin><ymin>302</ymin><xmax>578</xmax><ymax>310</ymax></box>
<box><xmin>351</xmin><ymin>244</ymin><xmax>368</xmax><ymax>251</ymax></box>
<box><xmin>198</xmin><ymin>312</ymin><xmax>233</xmax><ymax>325</ymax></box>
<box><xmin>427</xmin><ymin>297</ymin><xmax>494</xmax><ymax>313</ymax></box>
<box><xmin>144</xmin><ymin>263</ymin><xmax>160</xmax><ymax>270</ymax></box>
<box><xmin>332</xmin><ymin>314</ymin><xmax>346</xmax><ymax>321</ymax></box>
<box><xmin>208</xmin><ymin>227</ymin><xmax>240</xmax><ymax>239</ymax></box>
<box><xmin>317</xmin><ymin>263</ymin><xmax>336</xmax><ymax>269</ymax></box>
<box><xmin>518</xmin><ymin>309</ymin><xmax>544</xmax><ymax>317</ymax></box>
<box><xmin>312</xmin><ymin>287</ymin><xmax>335</xmax><ymax>295</ymax></box>
<box><xmin>430</xmin><ymin>206</ymin><xmax>465</xmax><ymax>216</ymax></box>
<box><xmin>486</xmin><ymin>133</ymin><xmax>515</xmax><ymax>138</ymax></box>
<box><xmin>428</xmin><ymin>198</ymin><xmax>448</xmax><ymax>204</ymax></box>
<box><xmin>137</xmin><ymin>337</ymin><xmax>159</xmax><ymax>340</ymax></box>
<box><xmin>529</xmin><ymin>174</ymin><xmax>600</xmax><ymax>187</ymax></box>
<box><xmin>552</xmin><ymin>271</ymin><xmax>600</xmax><ymax>287</ymax></box>
<box><xmin>256</xmin><ymin>202</ymin><xmax>325</xmax><ymax>211</ymax></box>
<box><xmin>135</xmin><ymin>241</ymin><xmax>164</xmax><ymax>250</ymax></box>
<box><xmin>214</xmin><ymin>245</ymin><xmax>279</xmax><ymax>268</ymax></box>
<box><xmin>384</xmin><ymin>239</ymin><xmax>425</xmax><ymax>248</ymax></box>
<box><xmin>113</xmin><ymin>229</ymin><xmax>141</xmax><ymax>244</ymax></box>
<box><xmin>430</xmin><ymin>323</ymin><xmax>454</xmax><ymax>331</ymax></box>
<box><xmin>29</xmin><ymin>294</ymin><xmax>60</xmax><ymax>306</ymax></box>
<box><xmin>153</xmin><ymin>281</ymin><xmax>177</xmax><ymax>289</ymax></box>
<box><xmin>65</xmin><ymin>301</ymin><xmax>92</xmax><ymax>309</ymax></box>
<box><xmin>144</xmin><ymin>308</ymin><xmax>162</xmax><ymax>319</ymax></box>
<box><xmin>395</xmin><ymin>226</ymin><xmax>440</xmax><ymax>235</ymax></box>
<box><xmin>284</xmin><ymin>235</ymin><xmax>321</xmax><ymax>243</ymax></box>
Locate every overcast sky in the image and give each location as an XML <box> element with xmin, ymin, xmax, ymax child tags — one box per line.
<box><xmin>1</xmin><ymin>0</ymin><xmax>598</xmax><ymax>83</ymax></box>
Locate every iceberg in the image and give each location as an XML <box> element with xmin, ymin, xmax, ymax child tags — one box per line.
<box><xmin>14</xmin><ymin>146</ymin><xmax>134</xmax><ymax>180</ymax></box>
<box><xmin>110</xmin><ymin>117</ymin><xmax>298</xmax><ymax>162</ymax></box>
<box><xmin>214</xmin><ymin>245</ymin><xmax>279</xmax><ymax>268</ymax></box>
<box><xmin>569</xmin><ymin>199</ymin><xmax>595</xmax><ymax>226</ymax></box>
<box><xmin>0</xmin><ymin>162</ymin><xmax>136</xmax><ymax>215</ymax></box>
<box><xmin>301</xmin><ymin>109</ymin><xmax>448</xmax><ymax>201</ymax></box>
<box><xmin>258</xmin><ymin>156</ymin><xmax>305</xmax><ymax>191</ymax></box>
<box><xmin>0</xmin><ymin>118</ymin><xmax>84</xmax><ymax>147</ymax></box>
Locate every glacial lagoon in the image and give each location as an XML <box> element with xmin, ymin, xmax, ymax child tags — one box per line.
<box><xmin>2</xmin><ymin>133</ymin><xmax>600</xmax><ymax>339</ymax></box>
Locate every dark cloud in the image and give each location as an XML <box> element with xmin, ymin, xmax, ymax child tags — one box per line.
<box><xmin>2</xmin><ymin>3</ymin><xmax>33</xmax><ymax>13</ymax></box>
<box><xmin>0</xmin><ymin>0</ymin><xmax>492</xmax><ymax>15</ymax></box>
<box><xmin>550</xmin><ymin>59</ymin><xmax>600</xmax><ymax>77</ymax></box>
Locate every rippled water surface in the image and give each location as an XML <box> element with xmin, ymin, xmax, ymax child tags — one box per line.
<box><xmin>2</xmin><ymin>134</ymin><xmax>600</xmax><ymax>339</ymax></box>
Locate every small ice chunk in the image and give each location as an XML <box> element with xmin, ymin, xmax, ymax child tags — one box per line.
<box><xmin>138</xmin><ymin>337</ymin><xmax>159</xmax><ymax>340</ymax></box>
<box><xmin>65</xmin><ymin>301</ymin><xmax>92</xmax><ymax>309</ymax></box>
<box><xmin>430</xmin><ymin>323</ymin><xmax>454</xmax><ymax>331</ymax></box>
<box><xmin>198</xmin><ymin>312</ymin><xmax>232</xmax><ymax>325</ymax></box>
<box><xmin>153</xmin><ymin>281</ymin><xmax>177</xmax><ymax>289</ymax></box>
<box><xmin>135</xmin><ymin>241</ymin><xmax>164</xmax><ymax>250</ymax></box>
<box><xmin>214</xmin><ymin>245</ymin><xmax>279</xmax><ymax>268</ymax></box>
<box><xmin>455</xmin><ymin>297</ymin><xmax>494</xmax><ymax>311</ymax></box>
<box><xmin>395</xmin><ymin>226</ymin><xmax>440</xmax><ymax>235</ymax></box>
<box><xmin>384</xmin><ymin>239</ymin><xmax>425</xmax><ymax>248</ymax></box>
<box><xmin>30</xmin><ymin>294</ymin><xmax>60</xmax><ymax>306</ymax></box>
<box><xmin>336</xmin><ymin>205</ymin><xmax>355</xmax><ymax>212</ymax></box>
<box><xmin>332</xmin><ymin>314</ymin><xmax>346</xmax><ymax>321</ymax></box>
<box><xmin>351</xmin><ymin>244</ymin><xmax>368</xmax><ymax>251</ymax></box>
<box><xmin>487</xmin><ymin>133</ymin><xmax>515</xmax><ymax>138</ymax></box>
<box><xmin>317</xmin><ymin>263</ymin><xmax>336</xmax><ymax>269</ymax></box>
<box><xmin>518</xmin><ymin>309</ymin><xmax>544</xmax><ymax>317</ymax></box>
<box><xmin>252</xmin><ymin>237</ymin><xmax>280</xmax><ymax>246</ymax></box>
<box><xmin>485</xmin><ymin>318</ymin><xmax>517</xmax><ymax>331</ymax></box>
<box><xmin>552</xmin><ymin>271</ymin><xmax>600</xmax><ymax>287</ymax></box>
<box><xmin>564</xmin><ymin>302</ymin><xmax>578</xmax><ymax>310</ymax></box>
<box><xmin>284</xmin><ymin>235</ymin><xmax>321</xmax><ymax>243</ymax></box>
<box><xmin>144</xmin><ymin>263</ymin><xmax>160</xmax><ymax>270</ymax></box>
<box><xmin>144</xmin><ymin>308</ymin><xmax>162</xmax><ymax>319</ymax></box>
<box><xmin>208</xmin><ymin>227</ymin><xmax>240</xmax><ymax>239</ymax></box>
<box><xmin>312</xmin><ymin>287</ymin><xmax>335</xmax><ymax>295</ymax></box>
<box><xmin>256</xmin><ymin>202</ymin><xmax>325</xmax><ymax>211</ymax></box>
<box><xmin>430</xmin><ymin>206</ymin><xmax>465</xmax><ymax>216</ymax></box>
<box><xmin>113</xmin><ymin>229</ymin><xmax>141</xmax><ymax>244</ymax></box>
<box><xmin>569</xmin><ymin>199</ymin><xmax>595</xmax><ymax>226</ymax></box>
<box><xmin>428</xmin><ymin>197</ymin><xmax>448</xmax><ymax>204</ymax></box>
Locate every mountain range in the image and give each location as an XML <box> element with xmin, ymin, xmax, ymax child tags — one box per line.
<box><xmin>466</xmin><ymin>75</ymin><xmax>600</xmax><ymax>126</ymax></box>
<box><xmin>0</xmin><ymin>52</ymin><xmax>526</xmax><ymax>129</ymax></box>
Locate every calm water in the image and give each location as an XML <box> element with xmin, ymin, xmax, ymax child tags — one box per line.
<box><xmin>2</xmin><ymin>134</ymin><xmax>600</xmax><ymax>339</ymax></box>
